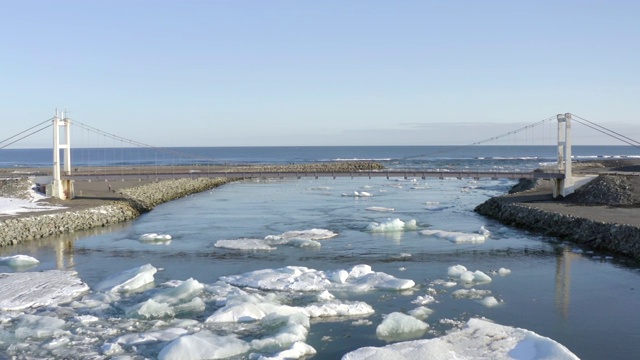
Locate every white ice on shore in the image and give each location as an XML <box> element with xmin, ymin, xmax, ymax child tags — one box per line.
<box><xmin>0</xmin><ymin>180</ymin><xmax>67</xmax><ymax>216</ymax></box>
<box><xmin>93</xmin><ymin>264</ymin><xmax>158</xmax><ymax>293</ymax></box>
<box><xmin>0</xmin><ymin>270</ymin><xmax>89</xmax><ymax>311</ymax></box>
<box><xmin>420</xmin><ymin>229</ymin><xmax>487</xmax><ymax>243</ymax></box>
<box><xmin>343</xmin><ymin>318</ymin><xmax>580</xmax><ymax>360</ymax></box>
<box><xmin>367</xmin><ymin>218</ymin><xmax>417</xmax><ymax>232</ymax></box>
<box><xmin>220</xmin><ymin>264</ymin><xmax>415</xmax><ymax>292</ymax></box>
<box><xmin>0</xmin><ymin>255</ymin><xmax>40</xmax><ymax>269</ymax></box>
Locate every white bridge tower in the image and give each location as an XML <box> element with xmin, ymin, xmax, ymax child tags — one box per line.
<box><xmin>51</xmin><ymin>110</ymin><xmax>74</xmax><ymax>200</ymax></box>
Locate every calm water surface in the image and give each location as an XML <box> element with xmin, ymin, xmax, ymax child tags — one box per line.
<box><xmin>3</xmin><ymin>175</ymin><xmax>639</xmax><ymax>359</ymax></box>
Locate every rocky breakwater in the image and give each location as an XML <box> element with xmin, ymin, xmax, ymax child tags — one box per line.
<box><xmin>221</xmin><ymin>161</ymin><xmax>385</xmax><ymax>173</ymax></box>
<box><xmin>0</xmin><ymin>178</ymin><xmax>232</xmax><ymax>247</ymax></box>
<box><xmin>475</xmin><ymin>175</ymin><xmax>640</xmax><ymax>259</ymax></box>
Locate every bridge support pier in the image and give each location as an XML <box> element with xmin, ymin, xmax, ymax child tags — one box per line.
<box><xmin>50</xmin><ymin>110</ymin><xmax>74</xmax><ymax>200</ymax></box>
<box><xmin>553</xmin><ymin>113</ymin><xmax>573</xmax><ymax>198</ymax></box>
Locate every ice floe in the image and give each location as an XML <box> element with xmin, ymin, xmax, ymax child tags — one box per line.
<box><xmin>0</xmin><ymin>270</ymin><xmax>89</xmax><ymax>311</ymax></box>
<box><xmin>367</xmin><ymin>218</ymin><xmax>417</xmax><ymax>232</ymax></box>
<box><xmin>342</xmin><ymin>191</ymin><xmax>373</xmax><ymax>197</ymax></box>
<box><xmin>93</xmin><ymin>263</ymin><xmax>157</xmax><ymax>293</ymax></box>
<box><xmin>420</xmin><ymin>229</ymin><xmax>488</xmax><ymax>243</ymax></box>
<box><xmin>158</xmin><ymin>331</ymin><xmax>250</xmax><ymax>360</ymax></box>
<box><xmin>220</xmin><ymin>264</ymin><xmax>415</xmax><ymax>292</ymax></box>
<box><xmin>214</xmin><ymin>238</ymin><xmax>277</xmax><ymax>251</ymax></box>
<box><xmin>343</xmin><ymin>318</ymin><xmax>580</xmax><ymax>359</ymax></box>
<box><xmin>0</xmin><ymin>254</ymin><xmax>40</xmax><ymax>269</ymax></box>
<box><xmin>139</xmin><ymin>233</ymin><xmax>173</xmax><ymax>244</ymax></box>
<box><xmin>365</xmin><ymin>206</ymin><xmax>395</xmax><ymax>212</ymax></box>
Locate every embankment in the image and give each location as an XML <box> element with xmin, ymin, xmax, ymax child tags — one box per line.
<box><xmin>475</xmin><ymin>175</ymin><xmax>640</xmax><ymax>259</ymax></box>
<box><xmin>0</xmin><ymin>177</ymin><xmax>233</xmax><ymax>247</ymax></box>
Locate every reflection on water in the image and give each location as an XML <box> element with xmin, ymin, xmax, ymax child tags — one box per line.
<box><xmin>555</xmin><ymin>250</ymin><xmax>582</xmax><ymax>319</ymax></box>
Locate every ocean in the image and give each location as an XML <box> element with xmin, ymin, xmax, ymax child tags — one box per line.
<box><xmin>1</xmin><ymin>145</ymin><xmax>639</xmax><ymax>359</ymax></box>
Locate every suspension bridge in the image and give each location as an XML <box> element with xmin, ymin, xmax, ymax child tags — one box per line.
<box><xmin>2</xmin><ymin>111</ymin><xmax>639</xmax><ymax>200</ymax></box>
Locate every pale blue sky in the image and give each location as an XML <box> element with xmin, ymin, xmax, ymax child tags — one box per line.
<box><xmin>2</xmin><ymin>0</ymin><xmax>639</xmax><ymax>147</ymax></box>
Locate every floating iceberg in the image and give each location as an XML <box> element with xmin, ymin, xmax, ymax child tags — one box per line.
<box><xmin>420</xmin><ymin>229</ymin><xmax>487</xmax><ymax>243</ymax></box>
<box><xmin>139</xmin><ymin>233</ymin><xmax>172</xmax><ymax>243</ymax></box>
<box><xmin>158</xmin><ymin>331</ymin><xmax>250</xmax><ymax>360</ymax></box>
<box><xmin>375</xmin><ymin>312</ymin><xmax>429</xmax><ymax>341</ymax></box>
<box><xmin>220</xmin><ymin>264</ymin><xmax>415</xmax><ymax>292</ymax></box>
<box><xmin>0</xmin><ymin>254</ymin><xmax>40</xmax><ymax>269</ymax></box>
<box><xmin>367</xmin><ymin>218</ymin><xmax>417</xmax><ymax>232</ymax></box>
<box><xmin>342</xmin><ymin>191</ymin><xmax>373</xmax><ymax>197</ymax></box>
<box><xmin>365</xmin><ymin>206</ymin><xmax>395</xmax><ymax>212</ymax></box>
<box><xmin>214</xmin><ymin>238</ymin><xmax>276</xmax><ymax>251</ymax></box>
<box><xmin>343</xmin><ymin>318</ymin><xmax>580</xmax><ymax>360</ymax></box>
<box><xmin>93</xmin><ymin>264</ymin><xmax>158</xmax><ymax>293</ymax></box>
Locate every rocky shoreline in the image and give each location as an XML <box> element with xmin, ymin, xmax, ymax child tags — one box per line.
<box><xmin>475</xmin><ymin>174</ymin><xmax>640</xmax><ymax>259</ymax></box>
<box><xmin>0</xmin><ymin>177</ymin><xmax>233</xmax><ymax>247</ymax></box>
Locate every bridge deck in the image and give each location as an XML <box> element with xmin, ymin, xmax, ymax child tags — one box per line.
<box><xmin>62</xmin><ymin>170</ymin><xmax>565</xmax><ymax>182</ymax></box>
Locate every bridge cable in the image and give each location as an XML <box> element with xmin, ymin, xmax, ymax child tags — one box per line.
<box><xmin>0</xmin><ymin>123</ymin><xmax>53</xmax><ymax>150</ymax></box>
<box><xmin>572</xmin><ymin>115</ymin><xmax>640</xmax><ymax>148</ymax></box>
<box><xmin>404</xmin><ymin>115</ymin><xmax>557</xmax><ymax>159</ymax></box>
<box><xmin>0</xmin><ymin>118</ymin><xmax>54</xmax><ymax>147</ymax></box>
<box><xmin>72</xmin><ymin>120</ymin><xmax>219</xmax><ymax>163</ymax></box>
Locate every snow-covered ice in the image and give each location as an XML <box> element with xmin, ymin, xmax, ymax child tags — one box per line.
<box><xmin>343</xmin><ymin>318</ymin><xmax>580</xmax><ymax>359</ymax></box>
<box><xmin>0</xmin><ymin>270</ymin><xmax>89</xmax><ymax>311</ymax></box>
<box><xmin>215</xmin><ymin>238</ymin><xmax>277</xmax><ymax>251</ymax></box>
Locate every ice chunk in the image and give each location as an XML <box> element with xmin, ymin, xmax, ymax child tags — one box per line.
<box><xmin>408</xmin><ymin>306</ymin><xmax>433</xmax><ymax>320</ymax></box>
<box><xmin>498</xmin><ymin>268</ymin><xmax>512</xmax><ymax>276</ymax></box>
<box><xmin>452</xmin><ymin>288</ymin><xmax>492</xmax><ymax>300</ymax></box>
<box><xmin>94</xmin><ymin>264</ymin><xmax>157</xmax><ymax>293</ymax></box>
<box><xmin>375</xmin><ymin>312</ymin><xmax>429</xmax><ymax>341</ymax></box>
<box><xmin>206</xmin><ymin>293</ymin><xmax>305</xmax><ymax>323</ymax></box>
<box><xmin>304</xmin><ymin>301</ymin><xmax>375</xmax><ymax>318</ymax></box>
<box><xmin>255</xmin><ymin>341</ymin><xmax>316</xmax><ymax>360</ymax></box>
<box><xmin>220</xmin><ymin>266</ymin><xmax>332</xmax><ymax>292</ymax></box>
<box><xmin>15</xmin><ymin>314</ymin><xmax>69</xmax><ymax>340</ymax></box>
<box><xmin>343</xmin><ymin>318</ymin><xmax>580</xmax><ymax>359</ymax></box>
<box><xmin>0</xmin><ymin>255</ymin><xmax>40</xmax><ymax>269</ymax></box>
<box><xmin>447</xmin><ymin>264</ymin><xmax>468</xmax><ymax>277</ymax></box>
<box><xmin>214</xmin><ymin>238</ymin><xmax>276</xmax><ymax>251</ymax></box>
<box><xmin>367</xmin><ymin>219</ymin><xmax>417</xmax><ymax>232</ymax></box>
<box><xmin>479</xmin><ymin>226</ymin><xmax>491</xmax><ymax>236</ymax></box>
<box><xmin>139</xmin><ymin>233</ymin><xmax>172</xmax><ymax>245</ymax></box>
<box><xmin>158</xmin><ymin>331</ymin><xmax>250</xmax><ymax>360</ymax></box>
<box><xmin>266</xmin><ymin>229</ymin><xmax>337</xmax><ymax>242</ymax></box>
<box><xmin>342</xmin><ymin>191</ymin><xmax>373</xmax><ymax>197</ymax></box>
<box><xmin>479</xmin><ymin>296</ymin><xmax>500</xmax><ymax>307</ymax></box>
<box><xmin>0</xmin><ymin>270</ymin><xmax>89</xmax><ymax>311</ymax></box>
<box><xmin>250</xmin><ymin>313</ymin><xmax>310</xmax><ymax>353</ymax></box>
<box><xmin>114</xmin><ymin>327</ymin><xmax>188</xmax><ymax>346</ymax></box>
<box><xmin>420</xmin><ymin>229</ymin><xmax>487</xmax><ymax>243</ymax></box>
<box><xmin>411</xmin><ymin>295</ymin><xmax>435</xmax><ymax>305</ymax></box>
<box><xmin>220</xmin><ymin>265</ymin><xmax>415</xmax><ymax>293</ymax></box>
<box><xmin>365</xmin><ymin>206</ymin><xmax>394</xmax><ymax>212</ymax></box>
